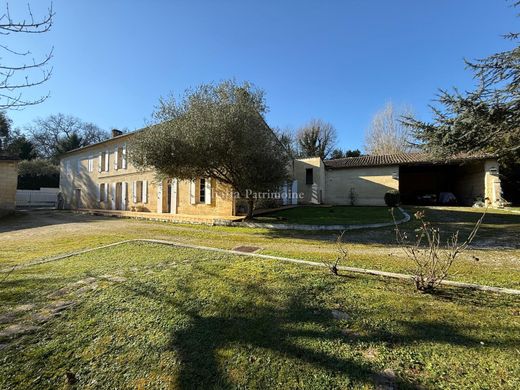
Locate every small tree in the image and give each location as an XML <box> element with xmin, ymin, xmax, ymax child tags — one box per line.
<box><xmin>322</xmin><ymin>231</ymin><xmax>348</xmax><ymax>275</ymax></box>
<box><xmin>297</xmin><ymin>119</ymin><xmax>337</xmax><ymax>159</ymax></box>
<box><xmin>392</xmin><ymin>208</ymin><xmax>486</xmax><ymax>292</ymax></box>
<box><xmin>130</xmin><ymin>80</ymin><xmax>289</xmax><ymax>219</ymax></box>
<box><xmin>0</xmin><ymin>111</ymin><xmax>12</xmax><ymax>150</ymax></box>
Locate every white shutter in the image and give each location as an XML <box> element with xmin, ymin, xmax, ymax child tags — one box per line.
<box><xmin>205</xmin><ymin>178</ymin><xmax>212</xmax><ymax>204</ymax></box>
<box><xmin>156</xmin><ymin>181</ymin><xmax>163</xmax><ymax>213</ymax></box>
<box><xmin>114</xmin><ymin>147</ymin><xmax>119</xmax><ymax>170</ymax></box>
<box><xmin>111</xmin><ymin>182</ymin><xmax>116</xmax><ymax>210</ymax></box>
<box><xmin>98</xmin><ymin>153</ymin><xmax>102</xmax><ymax>172</ymax></box>
<box><xmin>132</xmin><ymin>181</ymin><xmax>137</xmax><ymax>203</ymax></box>
<box><xmin>121</xmin><ymin>182</ymin><xmax>127</xmax><ymax>210</ymax></box>
<box><xmin>122</xmin><ymin>144</ymin><xmax>127</xmax><ymax>169</ymax></box>
<box><xmin>105</xmin><ymin>183</ymin><xmax>109</xmax><ymax>205</ymax></box>
<box><xmin>98</xmin><ymin>184</ymin><xmax>102</xmax><ymax>202</ymax></box>
<box><xmin>282</xmin><ymin>181</ymin><xmax>288</xmax><ymax>205</ymax></box>
<box><xmin>189</xmin><ymin>179</ymin><xmax>196</xmax><ymax>204</ymax></box>
<box><xmin>143</xmin><ymin>180</ymin><xmax>148</xmax><ymax>203</ymax></box>
<box><xmin>291</xmin><ymin>180</ymin><xmax>298</xmax><ymax>205</ymax></box>
<box><xmin>88</xmin><ymin>156</ymin><xmax>93</xmax><ymax>172</ymax></box>
<box><xmin>104</xmin><ymin>151</ymin><xmax>109</xmax><ymax>172</ymax></box>
<box><xmin>171</xmin><ymin>178</ymin><xmax>178</xmax><ymax>214</ymax></box>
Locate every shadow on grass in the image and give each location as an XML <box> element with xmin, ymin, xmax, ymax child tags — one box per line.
<box><xmin>120</xmin><ymin>271</ymin><xmax>518</xmax><ymax>390</ymax></box>
<box><xmin>0</xmin><ymin>209</ymin><xmax>107</xmax><ymax>234</ymax></box>
<box><xmin>260</xmin><ymin>207</ymin><xmax>520</xmax><ymax>248</ymax></box>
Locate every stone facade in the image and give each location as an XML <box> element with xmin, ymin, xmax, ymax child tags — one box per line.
<box><xmin>324</xmin><ymin>165</ymin><xmax>399</xmax><ymax>206</ymax></box>
<box><xmin>0</xmin><ymin>159</ymin><xmax>18</xmax><ymax>216</ymax></box>
<box><xmin>59</xmin><ymin>134</ymin><xmax>235</xmax><ymax>217</ymax></box>
<box><xmin>60</xmin><ymin>133</ymin><xmax>503</xmax><ymax>214</ymax></box>
<box><xmin>291</xmin><ymin>157</ymin><xmax>326</xmax><ymax>204</ymax></box>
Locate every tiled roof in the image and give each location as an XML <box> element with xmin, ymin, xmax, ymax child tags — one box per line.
<box><xmin>324</xmin><ymin>152</ymin><xmax>495</xmax><ymax>169</ymax></box>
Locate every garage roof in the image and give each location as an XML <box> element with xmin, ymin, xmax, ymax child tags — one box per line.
<box><xmin>324</xmin><ymin>152</ymin><xmax>495</xmax><ymax>169</ymax></box>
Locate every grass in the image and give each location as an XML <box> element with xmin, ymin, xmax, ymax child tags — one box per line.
<box><xmin>255</xmin><ymin>206</ymin><xmax>401</xmax><ymax>225</ymax></box>
<box><xmin>1</xmin><ymin>207</ymin><xmax>519</xmax><ymax>289</ymax></box>
<box><xmin>1</xmin><ymin>242</ymin><xmax>519</xmax><ymax>389</ymax></box>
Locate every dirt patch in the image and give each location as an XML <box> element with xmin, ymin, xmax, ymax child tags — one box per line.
<box><xmin>233</xmin><ymin>246</ymin><xmax>262</xmax><ymax>253</ymax></box>
<box><xmin>0</xmin><ymin>324</ymin><xmax>38</xmax><ymax>338</ymax></box>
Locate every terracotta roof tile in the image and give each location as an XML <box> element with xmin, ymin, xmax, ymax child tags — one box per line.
<box><xmin>324</xmin><ymin>152</ymin><xmax>495</xmax><ymax>169</ymax></box>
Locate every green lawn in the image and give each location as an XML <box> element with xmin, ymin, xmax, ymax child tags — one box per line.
<box><xmin>255</xmin><ymin>206</ymin><xmax>401</xmax><ymax>225</ymax></box>
<box><xmin>1</xmin><ymin>242</ymin><xmax>519</xmax><ymax>389</ymax></box>
<box><xmin>1</xmin><ymin>208</ymin><xmax>519</xmax><ymax>289</ymax></box>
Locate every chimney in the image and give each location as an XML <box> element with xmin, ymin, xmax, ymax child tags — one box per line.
<box><xmin>111</xmin><ymin>129</ymin><xmax>123</xmax><ymax>138</ymax></box>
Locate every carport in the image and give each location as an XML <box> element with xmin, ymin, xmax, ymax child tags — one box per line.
<box><xmin>399</xmin><ymin>159</ymin><xmax>487</xmax><ymax>206</ymax></box>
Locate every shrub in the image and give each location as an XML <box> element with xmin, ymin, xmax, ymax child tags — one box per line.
<box><xmin>348</xmin><ymin>187</ymin><xmax>357</xmax><ymax>206</ymax></box>
<box><xmin>391</xmin><ymin>208</ymin><xmax>486</xmax><ymax>292</ymax></box>
<box><xmin>384</xmin><ymin>190</ymin><xmax>400</xmax><ymax>207</ymax></box>
<box><xmin>17</xmin><ymin>158</ymin><xmax>59</xmax><ymax>190</ymax></box>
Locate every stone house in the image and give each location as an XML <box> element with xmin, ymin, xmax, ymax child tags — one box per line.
<box><xmin>59</xmin><ymin>130</ymin><xmax>235</xmax><ymax>219</ymax></box>
<box><xmin>60</xmin><ymin>130</ymin><xmax>502</xmax><ymax>219</ymax></box>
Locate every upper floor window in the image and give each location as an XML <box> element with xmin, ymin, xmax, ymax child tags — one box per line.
<box><xmin>306</xmin><ymin>168</ymin><xmax>313</xmax><ymax>185</ymax></box>
<box><xmin>114</xmin><ymin>144</ymin><xmax>127</xmax><ymax>170</ymax></box>
<box><xmin>98</xmin><ymin>151</ymin><xmax>109</xmax><ymax>172</ymax></box>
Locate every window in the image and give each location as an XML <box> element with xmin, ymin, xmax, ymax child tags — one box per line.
<box><xmin>114</xmin><ymin>145</ymin><xmax>127</xmax><ymax>170</ymax></box>
<box><xmin>76</xmin><ymin>159</ymin><xmax>82</xmax><ymax>173</ymax></box>
<box><xmin>99</xmin><ymin>183</ymin><xmax>106</xmax><ymax>202</ymax></box>
<box><xmin>133</xmin><ymin>181</ymin><xmax>143</xmax><ymax>203</ymax></box>
<box><xmin>305</xmin><ymin>168</ymin><xmax>313</xmax><ymax>185</ymax></box>
<box><xmin>199</xmin><ymin>178</ymin><xmax>206</xmax><ymax>203</ymax></box>
<box><xmin>99</xmin><ymin>151</ymin><xmax>109</xmax><ymax>172</ymax></box>
<box><xmin>88</xmin><ymin>156</ymin><xmax>94</xmax><ymax>172</ymax></box>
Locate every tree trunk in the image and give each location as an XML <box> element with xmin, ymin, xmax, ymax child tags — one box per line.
<box><xmin>245</xmin><ymin>198</ymin><xmax>255</xmax><ymax>220</ymax></box>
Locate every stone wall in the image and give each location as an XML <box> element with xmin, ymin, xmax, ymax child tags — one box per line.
<box><xmin>324</xmin><ymin>165</ymin><xmax>398</xmax><ymax>206</ymax></box>
<box><xmin>0</xmin><ymin>160</ymin><xmax>18</xmax><ymax>216</ymax></box>
<box><xmin>293</xmin><ymin>157</ymin><xmax>326</xmax><ymax>204</ymax></box>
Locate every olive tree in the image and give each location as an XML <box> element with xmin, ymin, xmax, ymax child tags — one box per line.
<box><xmin>130</xmin><ymin>80</ymin><xmax>289</xmax><ymax>219</ymax></box>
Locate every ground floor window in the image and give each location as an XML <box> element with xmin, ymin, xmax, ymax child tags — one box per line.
<box><xmin>99</xmin><ymin>183</ymin><xmax>106</xmax><ymax>202</ymax></box>
<box><xmin>133</xmin><ymin>181</ymin><xmax>143</xmax><ymax>203</ymax></box>
<box><xmin>199</xmin><ymin>178</ymin><xmax>206</xmax><ymax>203</ymax></box>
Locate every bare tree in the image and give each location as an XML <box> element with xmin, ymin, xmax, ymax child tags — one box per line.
<box><xmin>26</xmin><ymin>113</ymin><xmax>108</xmax><ymax>161</ymax></box>
<box><xmin>0</xmin><ymin>2</ymin><xmax>54</xmax><ymax>109</ymax></box>
<box><xmin>322</xmin><ymin>231</ymin><xmax>349</xmax><ymax>276</ymax></box>
<box><xmin>364</xmin><ymin>102</ymin><xmax>416</xmax><ymax>155</ymax></box>
<box><xmin>297</xmin><ymin>118</ymin><xmax>337</xmax><ymax>159</ymax></box>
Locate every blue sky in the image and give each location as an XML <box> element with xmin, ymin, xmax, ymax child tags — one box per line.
<box><xmin>5</xmin><ymin>0</ymin><xmax>518</xmax><ymax>151</ymax></box>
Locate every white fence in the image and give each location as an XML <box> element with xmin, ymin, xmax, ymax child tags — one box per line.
<box><xmin>16</xmin><ymin>188</ymin><xmax>60</xmax><ymax>208</ymax></box>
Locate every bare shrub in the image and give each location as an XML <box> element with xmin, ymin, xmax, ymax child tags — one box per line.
<box><xmin>323</xmin><ymin>231</ymin><xmax>348</xmax><ymax>275</ymax></box>
<box><xmin>391</xmin><ymin>208</ymin><xmax>487</xmax><ymax>292</ymax></box>
<box><xmin>348</xmin><ymin>188</ymin><xmax>357</xmax><ymax>206</ymax></box>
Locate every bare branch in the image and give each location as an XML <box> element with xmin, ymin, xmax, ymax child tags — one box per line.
<box><xmin>0</xmin><ymin>2</ymin><xmax>54</xmax><ymax>109</ymax></box>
